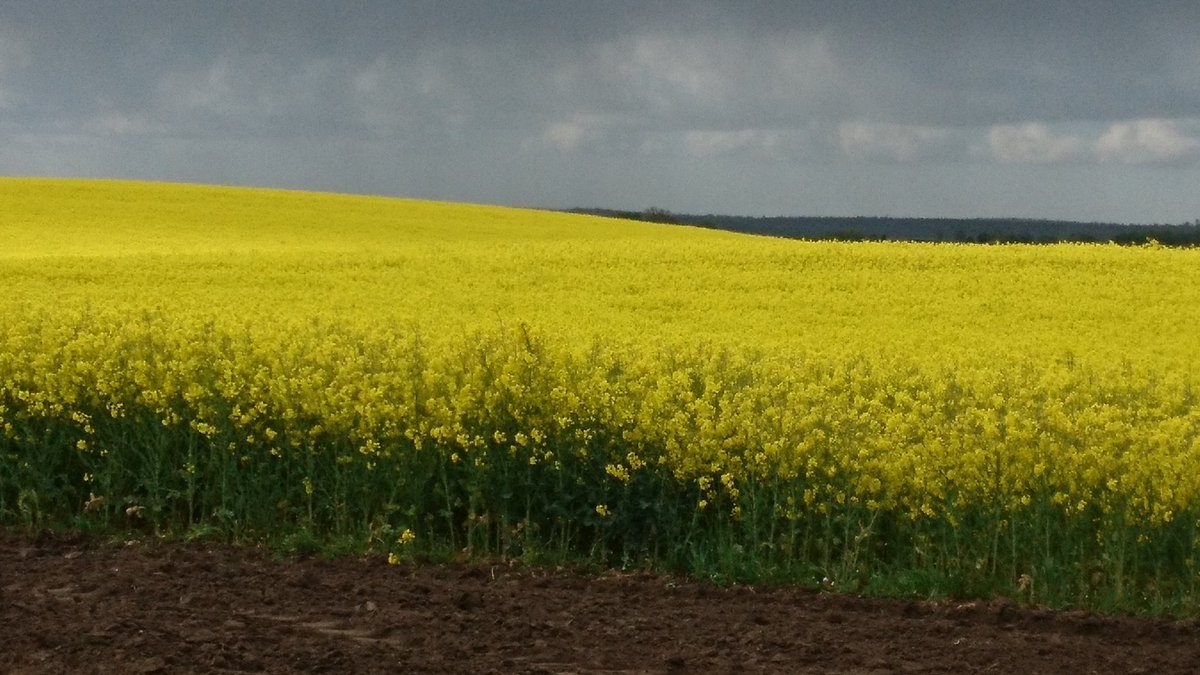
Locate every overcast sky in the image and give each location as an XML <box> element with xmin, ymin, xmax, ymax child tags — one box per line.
<box><xmin>2</xmin><ymin>1</ymin><xmax>1199</xmax><ymax>222</ymax></box>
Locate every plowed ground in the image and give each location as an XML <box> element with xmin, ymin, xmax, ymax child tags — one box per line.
<box><xmin>3</xmin><ymin>533</ymin><xmax>1198</xmax><ymax>674</ymax></box>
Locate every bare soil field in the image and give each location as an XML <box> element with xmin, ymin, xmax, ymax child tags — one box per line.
<box><xmin>3</xmin><ymin>533</ymin><xmax>1198</xmax><ymax>674</ymax></box>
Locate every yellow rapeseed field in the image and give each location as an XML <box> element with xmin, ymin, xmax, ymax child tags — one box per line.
<box><xmin>3</xmin><ymin>177</ymin><xmax>1199</xmax><ymax>611</ymax></box>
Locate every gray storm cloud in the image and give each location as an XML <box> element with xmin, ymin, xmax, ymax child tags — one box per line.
<box><xmin>2</xmin><ymin>1</ymin><xmax>1198</xmax><ymax>222</ymax></box>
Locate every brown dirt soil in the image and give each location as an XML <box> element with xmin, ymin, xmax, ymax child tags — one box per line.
<box><xmin>2</xmin><ymin>533</ymin><xmax>1198</xmax><ymax>674</ymax></box>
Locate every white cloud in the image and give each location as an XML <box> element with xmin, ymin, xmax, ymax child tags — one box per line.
<box><xmin>678</xmin><ymin>127</ymin><xmax>823</xmax><ymax>162</ymax></box>
<box><xmin>541</xmin><ymin>121</ymin><xmax>589</xmax><ymax>151</ymax></box>
<box><xmin>839</xmin><ymin>122</ymin><xmax>951</xmax><ymax>162</ymax></box>
<box><xmin>598</xmin><ymin>34</ymin><xmax>730</xmax><ymax>112</ymax></box>
<box><xmin>350</xmin><ymin>56</ymin><xmax>416</xmax><ymax>135</ymax></box>
<box><xmin>986</xmin><ymin>123</ymin><xmax>1085</xmax><ymax>164</ymax></box>
<box><xmin>349</xmin><ymin>53</ymin><xmax>475</xmax><ymax>139</ymax></box>
<box><xmin>158</xmin><ymin>56</ymin><xmax>243</xmax><ymax>115</ymax></box>
<box><xmin>93</xmin><ymin>112</ymin><xmax>161</xmax><ymax>137</ymax></box>
<box><xmin>150</xmin><ymin>52</ymin><xmax>360</xmax><ymax>138</ymax></box>
<box><xmin>537</xmin><ymin>119</ymin><xmax>604</xmax><ymax>152</ymax></box>
<box><xmin>684</xmin><ymin>129</ymin><xmax>766</xmax><ymax>158</ymax></box>
<box><xmin>152</xmin><ymin>53</ymin><xmax>301</xmax><ymax>134</ymax></box>
<box><xmin>524</xmin><ymin>114</ymin><xmax>624</xmax><ymax>153</ymax></box>
<box><xmin>1095</xmin><ymin>118</ymin><xmax>1200</xmax><ymax>165</ymax></box>
<box><xmin>571</xmin><ymin>31</ymin><xmax>847</xmax><ymax>126</ymax></box>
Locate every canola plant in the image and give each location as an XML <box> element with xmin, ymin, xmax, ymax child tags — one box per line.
<box><xmin>3</xmin><ymin>178</ymin><xmax>1200</xmax><ymax>612</ymax></box>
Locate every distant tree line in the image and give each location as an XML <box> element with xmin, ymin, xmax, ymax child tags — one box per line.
<box><xmin>570</xmin><ymin>208</ymin><xmax>1200</xmax><ymax>247</ymax></box>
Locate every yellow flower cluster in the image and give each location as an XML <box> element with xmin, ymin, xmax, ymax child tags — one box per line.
<box><xmin>3</xmin><ymin>178</ymin><xmax>1200</xmax><ymax>607</ymax></box>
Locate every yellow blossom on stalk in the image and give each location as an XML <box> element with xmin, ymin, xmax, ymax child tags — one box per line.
<box><xmin>605</xmin><ymin>463</ymin><xmax>630</xmax><ymax>483</ymax></box>
<box><xmin>190</xmin><ymin>420</ymin><xmax>217</xmax><ymax>438</ymax></box>
<box><xmin>720</xmin><ymin>472</ymin><xmax>736</xmax><ymax>491</ymax></box>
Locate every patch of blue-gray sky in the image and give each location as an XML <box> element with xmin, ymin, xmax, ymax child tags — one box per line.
<box><xmin>2</xmin><ymin>1</ymin><xmax>1198</xmax><ymax>222</ymax></box>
